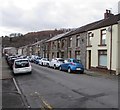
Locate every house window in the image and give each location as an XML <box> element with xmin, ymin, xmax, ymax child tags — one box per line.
<box><xmin>52</xmin><ymin>42</ymin><xmax>56</xmax><ymax>49</ymax></box>
<box><xmin>61</xmin><ymin>39</ymin><xmax>65</xmax><ymax>48</ymax></box>
<box><xmin>61</xmin><ymin>52</ymin><xmax>64</xmax><ymax>58</ymax></box>
<box><xmin>76</xmin><ymin>35</ymin><xmax>80</xmax><ymax>47</ymax></box>
<box><xmin>69</xmin><ymin>37</ymin><xmax>72</xmax><ymax>47</ymax></box>
<box><xmin>98</xmin><ymin>50</ymin><xmax>107</xmax><ymax>67</ymax></box>
<box><xmin>75</xmin><ymin>51</ymin><xmax>80</xmax><ymax>60</ymax></box>
<box><xmin>88</xmin><ymin>32</ymin><xmax>93</xmax><ymax>46</ymax></box>
<box><xmin>52</xmin><ymin>42</ymin><xmax>54</xmax><ymax>49</ymax></box>
<box><xmin>101</xmin><ymin>29</ymin><xmax>106</xmax><ymax>45</ymax></box>
<box><xmin>69</xmin><ymin>51</ymin><xmax>71</xmax><ymax>58</ymax></box>
<box><xmin>52</xmin><ymin>52</ymin><xmax>54</xmax><ymax>58</ymax></box>
<box><xmin>57</xmin><ymin>40</ymin><xmax>60</xmax><ymax>48</ymax></box>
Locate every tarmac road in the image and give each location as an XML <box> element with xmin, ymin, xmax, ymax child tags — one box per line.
<box><xmin>14</xmin><ymin>63</ymin><xmax>118</xmax><ymax>109</ymax></box>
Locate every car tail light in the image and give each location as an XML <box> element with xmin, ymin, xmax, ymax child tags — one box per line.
<box><xmin>70</xmin><ymin>62</ymin><xmax>75</xmax><ymax>65</ymax></box>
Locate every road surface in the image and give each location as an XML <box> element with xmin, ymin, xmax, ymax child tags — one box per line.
<box><xmin>14</xmin><ymin>63</ymin><xmax>118</xmax><ymax>109</ymax></box>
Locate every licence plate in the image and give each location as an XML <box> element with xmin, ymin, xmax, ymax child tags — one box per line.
<box><xmin>76</xmin><ymin>68</ymin><xmax>81</xmax><ymax>70</ymax></box>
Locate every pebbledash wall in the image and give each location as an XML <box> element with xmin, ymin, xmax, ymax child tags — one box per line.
<box><xmin>87</xmin><ymin>24</ymin><xmax>119</xmax><ymax>74</ymax></box>
<box><xmin>69</xmin><ymin>33</ymin><xmax>87</xmax><ymax>68</ymax></box>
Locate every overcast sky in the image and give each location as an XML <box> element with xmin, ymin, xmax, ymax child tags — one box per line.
<box><xmin>0</xmin><ymin>0</ymin><xmax>119</xmax><ymax>36</ymax></box>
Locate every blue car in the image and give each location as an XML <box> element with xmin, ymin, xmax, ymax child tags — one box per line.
<box><xmin>59</xmin><ymin>58</ymin><xmax>84</xmax><ymax>73</ymax></box>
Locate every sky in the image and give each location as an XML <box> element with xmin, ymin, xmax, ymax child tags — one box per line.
<box><xmin>0</xmin><ymin>0</ymin><xmax>120</xmax><ymax>36</ymax></box>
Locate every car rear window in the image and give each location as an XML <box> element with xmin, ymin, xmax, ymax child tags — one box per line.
<box><xmin>73</xmin><ymin>59</ymin><xmax>81</xmax><ymax>63</ymax></box>
<box><xmin>58</xmin><ymin>59</ymin><xmax>64</xmax><ymax>62</ymax></box>
<box><xmin>15</xmin><ymin>60</ymin><xmax>29</xmax><ymax>68</ymax></box>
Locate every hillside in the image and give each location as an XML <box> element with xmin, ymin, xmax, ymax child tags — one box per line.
<box><xmin>2</xmin><ymin>29</ymin><xmax>66</xmax><ymax>48</ymax></box>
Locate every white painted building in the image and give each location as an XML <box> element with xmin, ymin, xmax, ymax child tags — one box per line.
<box><xmin>3</xmin><ymin>47</ymin><xmax>17</xmax><ymax>55</ymax></box>
<box><xmin>86</xmin><ymin>10</ymin><xmax>120</xmax><ymax>75</ymax></box>
<box><xmin>17</xmin><ymin>48</ymin><xmax>23</xmax><ymax>55</ymax></box>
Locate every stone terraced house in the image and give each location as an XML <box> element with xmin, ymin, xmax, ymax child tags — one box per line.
<box><xmin>17</xmin><ymin>10</ymin><xmax>120</xmax><ymax>75</ymax></box>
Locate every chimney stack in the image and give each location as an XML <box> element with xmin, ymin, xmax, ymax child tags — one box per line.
<box><xmin>104</xmin><ymin>9</ymin><xmax>114</xmax><ymax>19</ymax></box>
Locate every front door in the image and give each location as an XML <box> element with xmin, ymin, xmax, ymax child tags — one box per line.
<box><xmin>57</xmin><ymin>52</ymin><xmax>59</xmax><ymax>58</ymax></box>
<box><xmin>88</xmin><ymin>50</ymin><xmax>91</xmax><ymax>69</ymax></box>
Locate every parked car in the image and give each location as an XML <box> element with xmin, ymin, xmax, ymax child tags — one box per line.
<box><xmin>30</xmin><ymin>55</ymin><xmax>37</xmax><ymax>63</ymax></box>
<box><xmin>34</xmin><ymin>57</ymin><xmax>42</xmax><ymax>64</ymax></box>
<box><xmin>7</xmin><ymin>56</ymin><xmax>17</xmax><ymax>69</ymax></box>
<box><xmin>5</xmin><ymin>54</ymin><xmax>9</xmax><ymax>60</ymax></box>
<box><xmin>59</xmin><ymin>58</ymin><xmax>84</xmax><ymax>73</ymax></box>
<box><xmin>39</xmin><ymin>58</ymin><xmax>49</xmax><ymax>66</ymax></box>
<box><xmin>13</xmin><ymin>59</ymin><xmax>32</xmax><ymax>74</ymax></box>
<box><xmin>48</xmin><ymin>58</ymin><xmax>64</xmax><ymax>69</ymax></box>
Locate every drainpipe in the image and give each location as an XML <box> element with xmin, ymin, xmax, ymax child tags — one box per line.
<box><xmin>109</xmin><ymin>25</ymin><xmax>112</xmax><ymax>74</ymax></box>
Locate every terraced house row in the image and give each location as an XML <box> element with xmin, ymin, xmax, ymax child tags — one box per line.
<box><xmin>18</xmin><ymin>10</ymin><xmax>120</xmax><ymax>75</ymax></box>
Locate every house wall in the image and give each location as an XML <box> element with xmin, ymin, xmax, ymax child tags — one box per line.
<box><xmin>3</xmin><ymin>47</ymin><xmax>17</xmax><ymax>55</ymax></box>
<box><xmin>116</xmin><ymin>21</ymin><xmax>120</xmax><ymax>75</ymax></box>
<box><xmin>18</xmin><ymin>48</ymin><xmax>22</xmax><ymax>55</ymax></box>
<box><xmin>69</xmin><ymin>33</ymin><xmax>87</xmax><ymax>68</ymax></box>
<box><xmin>87</xmin><ymin>24</ymin><xmax>118</xmax><ymax>72</ymax></box>
<box><xmin>111</xmin><ymin>25</ymin><xmax>118</xmax><ymax>71</ymax></box>
<box><xmin>47</xmin><ymin>32</ymin><xmax>87</xmax><ymax>67</ymax></box>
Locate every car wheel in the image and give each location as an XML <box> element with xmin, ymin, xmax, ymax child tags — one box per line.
<box><xmin>54</xmin><ymin>65</ymin><xmax>56</xmax><ymax>69</ymax></box>
<box><xmin>47</xmin><ymin>63</ymin><xmax>49</xmax><ymax>67</ymax></box>
<box><xmin>42</xmin><ymin>62</ymin><xmax>43</xmax><ymax>66</ymax></box>
<box><xmin>59</xmin><ymin>66</ymin><xmax>62</xmax><ymax>71</ymax></box>
<box><xmin>68</xmin><ymin>67</ymin><xmax>71</xmax><ymax>73</ymax></box>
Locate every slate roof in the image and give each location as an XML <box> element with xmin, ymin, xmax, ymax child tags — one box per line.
<box><xmin>88</xmin><ymin>13</ymin><xmax>120</xmax><ymax>31</ymax></box>
<box><xmin>63</xmin><ymin>13</ymin><xmax>120</xmax><ymax>37</ymax></box>
<box><xmin>63</xmin><ymin>20</ymin><xmax>103</xmax><ymax>37</ymax></box>
<box><xmin>45</xmin><ymin>13</ymin><xmax>120</xmax><ymax>42</ymax></box>
<box><xmin>46</xmin><ymin>32</ymin><xmax>70</xmax><ymax>42</ymax></box>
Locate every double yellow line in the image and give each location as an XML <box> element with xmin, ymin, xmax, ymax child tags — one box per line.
<box><xmin>34</xmin><ymin>92</ymin><xmax>53</xmax><ymax>110</ymax></box>
<box><xmin>41</xmin><ymin>100</ymin><xmax>53</xmax><ymax>110</ymax></box>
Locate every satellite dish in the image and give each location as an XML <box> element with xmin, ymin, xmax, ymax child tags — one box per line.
<box><xmin>107</xmin><ymin>27</ymin><xmax>112</xmax><ymax>32</ymax></box>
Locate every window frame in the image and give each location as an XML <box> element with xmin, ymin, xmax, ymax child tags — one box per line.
<box><xmin>75</xmin><ymin>51</ymin><xmax>80</xmax><ymax>60</ymax></box>
<box><xmin>87</xmin><ymin>32</ymin><xmax>93</xmax><ymax>46</ymax></box>
<box><xmin>76</xmin><ymin>35</ymin><xmax>80</xmax><ymax>47</ymax></box>
<box><xmin>100</xmin><ymin>29</ymin><xmax>107</xmax><ymax>46</ymax></box>
<box><xmin>98</xmin><ymin>50</ymin><xmax>107</xmax><ymax>68</ymax></box>
<box><xmin>68</xmin><ymin>37</ymin><xmax>72</xmax><ymax>47</ymax></box>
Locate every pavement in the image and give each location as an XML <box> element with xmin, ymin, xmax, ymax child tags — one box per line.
<box><xmin>1</xmin><ymin>57</ymin><xmax>26</xmax><ymax>109</ymax></box>
<box><xmin>84</xmin><ymin>70</ymin><xmax>119</xmax><ymax>80</ymax></box>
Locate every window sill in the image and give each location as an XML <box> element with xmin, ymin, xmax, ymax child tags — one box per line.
<box><xmin>86</xmin><ymin>45</ymin><xmax>92</xmax><ymax>47</ymax></box>
<box><xmin>98</xmin><ymin>44</ymin><xmax>106</xmax><ymax>47</ymax></box>
<box><xmin>76</xmin><ymin>46</ymin><xmax>80</xmax><ymax>49</ymax></box>
<box><xmin>96</xmin><ymin>66</ymin><xmax>108</xmax><ymax>70</ymax></box>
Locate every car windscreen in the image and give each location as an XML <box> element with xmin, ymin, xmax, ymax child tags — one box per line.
<box><xmin>43</xmin><ymin>58</ymin><xmax>48</xmax><ymax>61</ymax></box>
<box><xmin>37</xmin><ymin>57</ymin><xmax>41</xmax><ymax>60</ymax></box>
<box><xmin>15</xmin><ymin>60</ymin><xmax>29</xmax><ymax>68</ymax></box>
